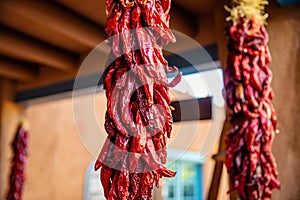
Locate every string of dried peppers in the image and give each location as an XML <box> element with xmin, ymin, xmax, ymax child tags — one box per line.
<box><xmin>224</xmin><ymin>0</ymin><xmax>280</xmax><ymax>199</ymax></box>
<box><xmin>95</xmin><ymin>0</ymin><xmax>181</xmax><ymax>199</ymax></box>
<box><xmin>6</xmin><ymin>121</ymin><xmax>29</xmax><ymax>200</ymax></box>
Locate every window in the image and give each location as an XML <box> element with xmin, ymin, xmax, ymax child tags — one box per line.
<box><xmin>83</xmin><ymin>161</ymin><xmax>106</xmax><ymax>200</ymax></box>
<box><xmin>170</xmin><ymin>68</ymin><xmax>224</xmax><ymax>107</ymax></box>
<box><xmin>160</xmin><ymin>149</ymin><xmax>205</xmax><ymax>200</ymax></box>
<box><xmin>162</xmin><ymin>161</ymin><xmax>203</xmax><ymax>200</ymax></box>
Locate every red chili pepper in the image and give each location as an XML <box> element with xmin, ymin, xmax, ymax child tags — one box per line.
<box><xmin>96</xmin><ymin>0</ymin><xmax>179</xmax><ymax>199</ymax></box>
<box><xmin>104</xmin><ymin>112</ymin><xmax>117</xmax><ymax>137</ymax></box>
<box><xmin>161</xmin><ymin>0</ymin><xmax>171</xmax><ymax>14</ymax></box>
<box><xmin>114</xmin><ymin>134</ymin><xmax>130</xmax><ymax>163</ymax></box>
<box><xmin>120</xmin><ymin>73</ymin><xmax>136</xmax><ymax>129</ymax></box>
<box><xmin>105</xmin><ymin>4</ymin><xmax>121</xmax><ymax>36</ymax></box>
<box><xmin>95</xmin><ymin>137</ymin><xmax>114</xmax><ymax>171</ymax></box>
<box><xmin>100</xmin><ymin>165</ymin><xmax>114</xmax><ymax>198</ymax></box>
<box><xmin>119</xmin><ymin>7</ymin><xmax>133</xmax><ymax>63</ymax></box>
<box><xmin>168</xmin><ymin>72</ymin><xmax>182</xmax><ymax>88</ymax></box>
<box><xmin>136</xmin><ymin>65</ymin><xmax>155</xmax><ymax>105</ymax></box>
<box><xmin>225</xmin><ymin>16</ymin><xmax>280</xmax><ymax>199</ymax></box>
<box><xmin>129</xmin><ymin>173</ymin><xmax>141</xmax><ymax>199</ymax></box>
<box><xmin>107</xmin><ymin>171</ymin><xmax>119</xmax><ymax>200</ymax></box>
<box><xmin>6</xmin><ymin>124</ymin><xmax>29</xmax><ymax>200</ymax></box>
<box><xmin>118</xmin><ymin>169</ymin><xmax>130</xmax><ymax>200</ymax></box>
<box><xmin>153</xmin><ymin>88</ymin><xmax>172</xmax><ymax>138</ymax></box>
<box><xmin>105</xmin><ymin>0</ymin><xmax>115</xmax><ymax>16</ymax></box>
<box><xmin>155</xmin><ymin>84</ymin><xmax>170</xmax><ymax>104</ymax></box>
<box><xmin>104</xmin><ymin>64</ymin><xmax>116</xmax><ymax>92</ymax></box>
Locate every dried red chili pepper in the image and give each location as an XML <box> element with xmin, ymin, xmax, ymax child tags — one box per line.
<box><xmin>6</xmin><ymin>122</ymin><xmax>29</xmax><ymax>200</ymax></box>
<box><xmin>224</xmin><ymin>3</ymin><xmax>280</xmax><ymax>199</ymax></box>
<box><xmin>100</xmin><ymin>165</ymin><xmax>114</xmax><ymax>198</ymax></box>
<box><xmin>95</xmin><ymin>0</ymin><xmax>180</xmax><ymax>199</ymax></box>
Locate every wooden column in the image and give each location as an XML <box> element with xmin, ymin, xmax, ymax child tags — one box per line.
<box><xmin>0</xmin><ymin>78</ymin><xmax>22</xmax><ymax>198</ymax></box>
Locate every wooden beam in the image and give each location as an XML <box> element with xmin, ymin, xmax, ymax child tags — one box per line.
<box><xmin>0</xmin><ymin>7</ymin><xmax>91</xmax><ymax>53</ymax></box>
<box><xmin>171</xmin><ymin>97</ymin><xmax>212</xmax><ymax>122</ymax></box>
<box><xmin>170</xmin><ymin>3</ymin><xmax>198</xmax><ymax>37</ymax></box>
<box><xmin>16</xmin><ymin>67</ymin><xmax>78</xmax><ymax>91</ymax></box>
<box><xmin>56</xmin><ymin>0</ymin><xmax>197</xmax><ymax>39</ymax></box>
<box><xmin>0</xmin><ymin>0</ymin><xmax>106</xmax><ymax>50</ymax></box>
<box><xmin>0</xmin><ymin>57</ymin><xmax>37</xmax><ymax>82</ymax></box>
<box><xmin>0</xmin><ymin>28</ymin><xmax>77</xmax><ymax>72</ymax></box>
<box><xmin>0</xmin><ymin>78</ymin><xmax>16</xmax><ymax>101</ymax></box>
<box><xmin>54</xmin><ymin>0</ymin><xmax>107</xmax><ymax>26</ymax></box>
<box><xmin>173</xmin><ymin>0</ymin><xmax>218</xmax><ymax>16</ymax></box>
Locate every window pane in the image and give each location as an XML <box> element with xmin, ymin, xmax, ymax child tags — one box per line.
<box><xmin>170</xmin><ymin>68</ymin><xmax>225</xmax><ymax>107</ymax></box>
<box><xmin>168</xmin><ymin>184</ymin><xmax>175</xmax><ymax>197</ymax></box>
<box><xmin>162</xmin><ymin>160</ymin><xmax>202</xmax><ymax>200</ymax></box>
<box><xmin>184</xmin><ymin>184</ymin><xmax>194</xmax><ymax>197</ymax></box>
<box><xmin>182</xmin><ymin>164</ymin><xmax>196</xmax><ymax>182</ymax></box>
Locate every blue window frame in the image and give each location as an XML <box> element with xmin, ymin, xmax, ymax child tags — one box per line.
<box><xmin>161</xmin><ymin>149</ymin><xmax>205</xmax><ymax>200</ymax></box>
<box><xmin>162</xmin><ymin>161</ymin><xmax>203</xmax><ymax>200</ymax></box>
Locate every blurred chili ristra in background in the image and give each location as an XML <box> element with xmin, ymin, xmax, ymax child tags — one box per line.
<box><xmin>6</xmin><ymin>121</ymin><xmax>29</xmax><ymax>200</ymax></box>
<box><xmin>224</xmin><ymin>0</ymin><xmax>280</xmax><ymax>199</ymax></box>
<box><xmin>95</xmin><ymin>0</ymin><xmax>181</xmax><ymax>199</ymax></box>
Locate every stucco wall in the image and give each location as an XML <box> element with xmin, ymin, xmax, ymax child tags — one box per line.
<box><xmin>19</xmin><ymin>92</ymin><xmax>224</xmax><ymax>200</ymax></box>
<box><xmin>267</xmin><ymin>4</ymin><xmax>300</xmax><ymax>200</ymax></box>
<box><xmin>0</xmin><ymin>89</ymin><xmax>226</xmax><ymax>199</ymax></box>
<box><xmin>22</xmin><ymin>97</ymin><xmax>93</xmax><ymax>200</ymax></box>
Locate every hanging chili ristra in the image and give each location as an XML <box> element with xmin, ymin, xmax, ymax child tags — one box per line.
<box><xmin>95</xmin><ymin>0</ymin><xmax>180</xmax><ymax>199</ymax></box>
<box><xmin>6</xmin><ymin>121</ymin><xmax>29</xmax><ymax>200</ymax></box>
<box><xmin>224</xmin><ymin>0</ymin><xmax>280</xmax><ymax>199</ymax></box>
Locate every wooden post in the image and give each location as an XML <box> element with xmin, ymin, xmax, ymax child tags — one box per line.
<box><xmin>208</xmin><ymin>118</ymin><xmax>230</xmax><ymax>200</ymax></box>
<box><xmin>0</xmin><ymin>78</ymin><xmax>21</xmax><ymax>198</ymax></box>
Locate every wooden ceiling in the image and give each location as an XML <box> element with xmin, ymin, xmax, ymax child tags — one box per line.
<box><xmin>0</xmin><ymin>0</ymin><xmax>217</xmax><ymax>92</ymax></box>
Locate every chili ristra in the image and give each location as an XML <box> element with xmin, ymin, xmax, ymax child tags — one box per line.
<box><xmin>95</xmin><ymin>0</ymin><xmax>180</xmax><ymax>199</ymax></box>
<box><xmin>6</xmin><ymin>122</ymin><xmax>29</xmax><ymax>200</ymax></box>
<box><xmin>224</xmin><ymin>1</ymin><xmax>280</xmax><ymax>199</ymax></box>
